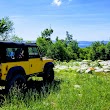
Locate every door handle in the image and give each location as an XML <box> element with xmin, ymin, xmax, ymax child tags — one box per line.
<box><xmin>31</xmin><ymin>64</ymin><xmax>32</xmax><ymax>67</ymax></box>
<box><xmin>6</xmin><ymin>65</ymin><xmax>8</xmax><ymax>71</ymax></box>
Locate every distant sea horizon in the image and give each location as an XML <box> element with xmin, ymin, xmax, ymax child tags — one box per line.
<box><xmin>78</xmin><ymin>41</ymin><xmax>109</xmax><ymax>48</ymax></box>
<box><xmin>30</xmin><ymin>40</ymin><xmax>109</xmax><ymax>48</ymax></box>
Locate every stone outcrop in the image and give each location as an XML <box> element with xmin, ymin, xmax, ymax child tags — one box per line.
<box><xmin>55</xmin><ymin>60</ymin><xmax>110</xmax><ymax>73</ymax></box>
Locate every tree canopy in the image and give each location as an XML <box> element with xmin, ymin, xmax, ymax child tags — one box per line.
<box><xmin>11</xmin><ymin>34</ymin><xmax>23</xmax><ymax>43</ymax></box>
<box><xmin>41</xmin><ymin>28</ymin><xmax>53</xmax><ymax>39</ymax></box>
<box><xmin>0</xmin><ymin>17</ymin><xmax>14</xmax><ymax>41</ymax></box>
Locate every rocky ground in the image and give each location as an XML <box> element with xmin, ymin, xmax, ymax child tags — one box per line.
<box><xmin>55</xmin><ymin>60</ymin><xmax>110</xmax><ymax>73</ymax></box>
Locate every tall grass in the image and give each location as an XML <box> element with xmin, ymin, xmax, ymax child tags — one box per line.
<box><xmin>1</xmin><ymin>69</ymin><xmax>110</xmax><ymax>110</ymax></box>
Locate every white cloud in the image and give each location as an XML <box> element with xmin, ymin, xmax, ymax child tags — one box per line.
<box><xmin>52</xmin><ymin>0</ymin><xmax>62</xmax><ymax>6</ymax></box>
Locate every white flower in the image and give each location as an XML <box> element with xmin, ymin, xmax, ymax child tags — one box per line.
<box><xmin>74</xmin><ymin>85</ymin><xmax>81</xmax><ymax>89</ymax></box>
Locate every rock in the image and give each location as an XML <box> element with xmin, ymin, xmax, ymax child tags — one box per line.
<box><xmin>94</xmin><ymin>67</ymin><xmax>100</xmax><ymax>70</ymax></box>
<box><xmin>55</xmin><ymin>65</ymin><xmax>68</xmax><ymax>70</ymax></box>
<box><xmin>76</xmin><ymin>69</ymin><xmax>85</xmax><ymax>73</ymax></box>
<box><xmin>85</xmin><ymin>67</ymin><xmax>95</xmax><ymax>73</ymax></box>
<box><xmin>103</xmin><ymin>69</ymin><xmax>110</xmax><ymax>72</ymax></box>
<box><xmin>95</xmin><ymin>68</ymin><xmax>103</xmax><ymax>72</ymax></box>
<box><xmin>102</xmin><ymin>66</ymin><xmax>110</xmax><ymax>70</ymax></box>
<box><xmin>99</xmin><ymin>61</ymin><xmax>108</xmax><ymax>66</ymax></box>
<box><xmin>85</xmin><ymin>69</ymin><xmax>91</xmax><ymax>73</ymax></box>
<box><xmin>81</xmin><ymin>61</ymin><xmax>88</xmax><ymax>65</ymax></box>
<box><xmin>55</xmin><ymin>60</ymin><xmax>110</xmax><ymax>74</ymax></box>
<box><xmin>70</xmin><ymin>66</ymin><xmax>79</xmax><ymax>70</ymax></box>
<box><xmin>97</xmin><ymin>60</ymin><xmax>103</xmax><ymax>62</ymax></box>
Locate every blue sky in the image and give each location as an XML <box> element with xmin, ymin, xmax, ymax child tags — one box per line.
<box><xmin>0</xmin><ymin>0</ymin><xmax>110</xmax><ymax>41</ymax></box>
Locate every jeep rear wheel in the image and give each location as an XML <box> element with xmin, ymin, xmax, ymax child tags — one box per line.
<box><xmin>5</xmin><ymin>74</ymin><xmax>26</xmax><ymax>93</ymax></box>
<box><xmin>43</xmin><ymin>67</ymin><xmax>54</xmax><ymax>83</ymax></box>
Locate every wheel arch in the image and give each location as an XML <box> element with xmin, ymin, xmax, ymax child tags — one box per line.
<box><xmin>6</xmin><ymin>66</ymin><xmax>26</xmax><ymax>81</ymax></box>
<box><xmin>43</xmin><ymin>62</ymin><xmax>54</xmax><ymax>72</ymax></box>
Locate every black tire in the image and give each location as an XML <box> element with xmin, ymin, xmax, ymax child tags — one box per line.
<box><xmin>5</xmin><ymin>74</ymin><xmax>26</xmax><ymax>93</ymax></box>
<box><xmin>43</xmin><ymin>67</ymin><xmax>54</xmax><ymax>83</ymax></box>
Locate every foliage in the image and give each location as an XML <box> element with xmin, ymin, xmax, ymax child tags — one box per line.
<box><xmin>41</xmin><ymin>28</ymin><xmax>53</xmax><ymax>39</ymax></box>
<box><xmin>0</xmin><ymin>17</ymin><xmax>14</xmax><ymax>41</ymax></box>
<box><xmin>78</xmin><ymin>48</ymin><xmax>89</xmax><ymax>60</ymax></box>
<box><xmin>11</xmin><ymin>34</ymin><xmax>23</xmax><ymax>43</ymax></box>
<box><xmin>79</xmin><ymin>41</ymin><xmax>110</xmax><ymax>61</ymax></box>
<box><xmin>36</xmin><ymin>29</ymin><xmax>79</xmax><ymax>61</ymax></box>
<box><xmin>65</xmin><ymin>31</ymin><xmax>73</xmax><ymax>45</ymax></box>
<box><xmin>51</xmin><ymin>40</ymin><xmax>68</xmax><ymax>61</ymax></box>
<box><xmin>67</xmin><ymin>40</ymin><xmax>79</xmax><ymax>60</ymax></box>
<box><xmin>36</xmin><ymin>37</ymin><xmax>52</xmax><ymax>57</ymax></box>
<box><xmin>26</xmin><ymin>40</ymin><xmax>32</xmax><ymax>43</ymax></box>
<box><xmin>37</xmin><ymin>28</ymin><xmax>110</xmax><ymax>61</ymax></box>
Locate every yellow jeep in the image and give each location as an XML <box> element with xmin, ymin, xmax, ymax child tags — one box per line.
<box><xmin>0</xmin><ymin>42</ymin><xmax>54</xmax><ymax>92</ymax></box>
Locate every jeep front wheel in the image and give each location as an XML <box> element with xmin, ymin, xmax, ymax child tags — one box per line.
<box><xmin>43</xmin><ymin>67</ymin><xmax>54</xmax><ymax>83</ymax></box>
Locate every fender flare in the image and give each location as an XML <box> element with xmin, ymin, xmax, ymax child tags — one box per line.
<box><xmin>6</xmin><ymin>66</ymin><xmax>26</xmax><ymax>81</ymax></box>
<box><xmin>43</xmin><ymin>62</ymin><xmax>54</xmax><ymax>72</ymax></box>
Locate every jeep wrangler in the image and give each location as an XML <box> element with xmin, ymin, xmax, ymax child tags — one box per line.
<box><xmin>0</xmin><ymin>41</ymin><xmax>54</xmax><ymax>92</ymax></box>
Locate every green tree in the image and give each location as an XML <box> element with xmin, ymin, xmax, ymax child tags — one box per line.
<box><xmin>36</xmin><ymin>28</ymin><xmax>54</xmax><ymax>57</ymax></box>
<box><xmin>53</xmin><ymin>40</ymin><xmax>67</xmax><ymax>61</ymax></box>
<box><xmin>85</xmin><ymin>41</ymin><xmax>108</xmax><ymax>60</ymax></box>
<box><xmin>37</xmin><ymin>29</ymin><xmax>80</xmax><ymax>61</ymax></box>
<box><xmin>46</xmin><ymin>43</ymin><xmax>56</xmax><ymax>59</ymax></box>
<box><xmin>41</xmin><ymin>28</ymin><xmax>53</xmax><ymax>39</ymax></box>
<box><xmin>11</xmin><ymin>35</ymin><xmax>23</xmax><ymax>43</ymax></box>
<box><xmin>65</xmin><ymin>31</ymin><xmax>79</xmax><ymax>60</ymax></box>
<box><xmin>88</xmin><ymin>41</ymin><xmax>101</xmax><ymax>60</ymax></box>
<box><xmin>36</xmin><ymin>37</ymin><xmax>51</xmax><ymax>57</ymax></box>
<box><xmin>65</xmin><ymin>31</ymin><xmax>73</xmax><ymax>45</ymax></box>
<box><xmin>67</xmin><ymin>40</ymin><xmax>79</xmax><ymax>60</ymax></box>
<box><xmin>105</xmin><ymin>42</ymin><xmax>110</xmax><ymax>60</ymax></box>
<box><xmin>99</xmin><ymin>44</ymin><xmax>106</xmax><ymax>60</ymax></box>
<box><xmin>79</xmin><ymin>47</ymin><xmax>91</xmax><ymax>60</ymax></box>
<box><xmin>56</xmin><ymin>36</ymin><xmax>59</xmax><ymax>41</ymax></box>
<box><xmin>26</xmin><ymin>40</ymin><xmax>32</xmax><ymax>43</ymax></box>
<box><xmin>0</xmin><ymin>17</ymin><xmax>14</xmax><ymax>41</ymax></box>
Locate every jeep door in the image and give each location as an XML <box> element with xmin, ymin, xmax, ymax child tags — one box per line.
<box><xmin>2</xmin><ymin>46</ymin><xmax>30</xmax><ymax>80</ymax></box>
<box><xmin>28</xmin><ymin>46</ymin><xmax>43</xmax><ymax>74</ymax></box>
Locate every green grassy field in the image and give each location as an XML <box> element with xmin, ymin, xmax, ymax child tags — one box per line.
<box><xmin>1</xmin><ymin>69</ymin><xmax>110</xmax><ymax>110</ymax></box>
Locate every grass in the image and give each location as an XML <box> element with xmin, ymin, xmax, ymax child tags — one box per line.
<box><xmin>1</xmin><ymin>68</ymin><xmax>110</xmax><ymax>110</ymax></box>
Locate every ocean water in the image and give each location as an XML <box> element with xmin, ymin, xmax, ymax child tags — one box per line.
<box><xmin>32</xmin><ymin>40</ymin><xmax>109</xmax><ymax>48</ymax></box>
<box><xmin>78</xmin><ymin>41</ymin><xmax>109</xmax><ymax>48</ymax></box>
<box><xmin>78</xmin><ymin>41</ymin><xmax>92</xmax><ymax>48</ymax></box>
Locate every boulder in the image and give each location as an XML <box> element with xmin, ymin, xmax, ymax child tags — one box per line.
<box><xmin>95</xmin><ymin>68</ymin><xmax>103</xmax><ymax>73</ymax></box>
<box><xmin>103</xmin><ymin>69</ymin><xmax>110</xmax><ymax>72</ymax></box>
<box><xmin>102</xmin><ymin>66</ymin><xmax>110</xmax><ymax>70</ymax></box>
